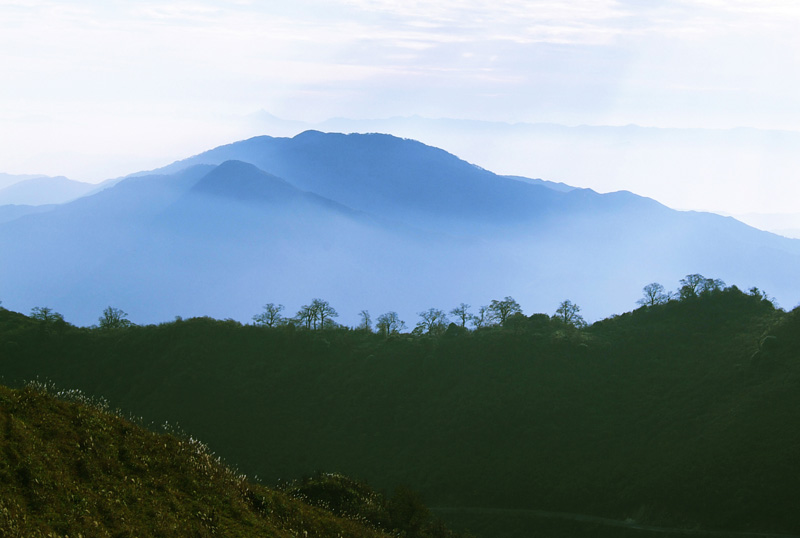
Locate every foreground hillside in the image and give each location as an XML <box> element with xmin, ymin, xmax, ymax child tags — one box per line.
<box><xmin>0</xmin><ymin>383</ymin><xmax>472</xmax><ymax>537</ymax></box>
<box><xmin>0</xmin><ymin>383</ymin><xmax>389</xmax><ymax>537</ymax></box>
<box><xmin>2</xmin><ymin>285</ymin><xmax>799</xmax><ymax>536</ymax></box>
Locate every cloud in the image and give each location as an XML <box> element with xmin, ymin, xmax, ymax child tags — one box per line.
<box><xmin>2</xmin><ymin>0</ymin><xmax>800</xmax><ymax>183</ymax></box>
<box><xmin>337</xmin><ymin>0</ymin><xmax>630</xmax><ymax>45</ymax></box>
<box><xmin>130</xmin><ymin>4</ymin><xmax>224</xmax><ymax>23</ymax></box>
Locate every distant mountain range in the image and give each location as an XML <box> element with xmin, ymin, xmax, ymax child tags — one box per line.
<box><xmin>0</xmin><ymin>174</ymin><xmax>98</xmax><ymax>205</ymax></box>
<box><xmin>248</xmin><ymin>114</ymin><xmax>800</xmax><ymax>219</ymax></box>
<box><xmin>1</xmin><ymin>131</ymin><xmax>799</xmax><ymax>325</ymax></box>
<box><xmin>0</xmin><ymin>172</ymin><xmax>47</xmax><ymax>190</ymax></box>
<box><xmin>730</xmin><ymin>211</ymin><xmax>800</xmax><ymax>240</ymax></box>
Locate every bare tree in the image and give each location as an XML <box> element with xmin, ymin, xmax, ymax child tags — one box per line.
<box><xmin>701</xmin><ymin>277</ymin><xmax>725</xmax><ymax>294</ymax></box>
<box><xmin>472</xmin><ymin>305</ymin><xmax>491</xmax><ymax>329</ymax></box>
<box><xmin>679</xmin><ymin>274</ymin><xmax>706</xmax><ymax>299</ymax></box>
<box><xmin>31</xmin><ymin>306</ymin><xmax>65</xmax><ymax>333</ymax></box>
<box><xmin>415</xmin><ymin>308</ymin><xmax>449</xmax><ymax>335</ymax></box>
<box><xmin>376</xmin><ymin>311</ymin><xmax>405</xmax><ymax>337</ymax></box>
<box><xmin>296</xmin><ymin>304</ymin><xmax>316</xmax><ymax>329</ymax></box>
<box><xmin>679</xmin><ymin>274</ymin><xmax>725</xmax><ymax>299</ymax></box>
<box><xmin>358</xmin><ymin>310</ymin><xmax>372</xmax><ymax>332</ymax></box>
<box><xmin>312</xmin><ymin>298</ymin><xmax>338</xmax><ymax>329</ymax></box>
<box><xmin>253</xmin><ymin>303</ymin><xmax>285</xmax><ymax>327</ymax></box>
<box><xmin>637</xmin><ymin>283</ymin><xmax>671</xmax><ymax>307</ymax></box>
<box><xmin>553</xmin><ymin>300</ymin><xmax>586</xmax><ymax>328</ymax></box>
<box><xmin>489</xmin><ymin>296</ymin><xmax>522</xmax><ymax>324</ymax></box>
<box><xmin>31</xmin><ymin>306</ymin><xmax>64</xmax><ymax>324</ymax></box>
<box><xmin>99</xmin><ymin>306</ymin><xmax>132</xmax><ymax>330</ymax></box>
<box><xmin>449</xmin><ymin>303</ymin><xmax>473</xmax><ymax>328</ymax></box>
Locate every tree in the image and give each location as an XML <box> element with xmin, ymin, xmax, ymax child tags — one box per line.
<box><xmin>30</xmin><ymin>306</ymin><xmax>66</xmax><ymax>333</ymax></box>
<box><xmin>31</xmin><ymin>306</ymin><xmax>64</xmax><ymax>324</ymax></box>
<box><xmin>296</xmin><ymin>304</ymin><xmax>316</xmax><ymax>329</ymax></box>
<box><xmin>748</xmin><ymin>286</ymin><xmax>776</xmax><ymax>305</ymax></box>
<box><xmin>679</xmin><ymin>274</ymin><xmax>725</xmax><ymax>299</ymax></box>
<box><xmin>503</xmin><ymin>312</ymin><xmax>528</xmax><ymax>333</ymax></box>
<box><xmin>98</xmin><ymin>306</ymin><xmax>131</xmax><ymax>330</ymax></box>
<box><xmin>472</xmin><ymin>305</ymin><xmax>491</xmax><ymax>329</ymax></box>
<box><xmin>253</xmin><ymin>303</ymin><xmax>285</xmax><ymax>327</ymax></box>
<box><xmin>701</xmin><ymin>277</ymin><xmax>725</xmax><ymax>294</ymax></box>
<box><xmin>637</xmin><ymin>283</ymin><xmax>671</xmax><ymax>307</ymax></box>
<box><xmin>312</xmin><ymin>298</ymin><xmax>338</xmax><ymax>329</ymax></box>
<box><xmin>553</xmin><ymin>300</ymin><xmax>586</xmax><ymax>328</ymax></box>
<box><xmin>358</xmin><ymin>310</ymin><xmax>372</xmax><ymax>332</ymax></box>
<box><xmin>376</xmin><ymin>312</ymin><xmax>405</xmax><ymax>337</ymax></box>
<box><xmin>489</xmin><ymin>296</ymin><xmax>521</xmax><ymax>324</ymax></box>
<box><xmin>415</xmin><ymin>308</ymin><xmax>448</xmax><ymax>336</ymax></box>
<box><xmin>678</xmin><ymin>273</ymin><xmax>706</xmax><ymax>299</ymax></box>
<box><xmin>449</xmin><ymin>303</ymin><xmax>473</xmax><ymax>328</ymax></box>
<box><xmin>294</xmin><ymin>299</ymin><xmax>338</xmax><ymax>330</ymax></box>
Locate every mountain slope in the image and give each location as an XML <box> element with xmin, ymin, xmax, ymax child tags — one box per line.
<box><xmin>1</xmin><ymin>131</ymin><xmax>799</xmax><ymax>325</ymax></box>
<box><xmin>0</xmin><ymin>382</ymin><xmax>393</xmax><ymax>538</ymax></box>
<box><xmin>0</xmin><ymin>159</ymin><xmax>421</xmax><ymax>324</ymax></box>
<box><xmin>0</xmin><ymin>204</ymin><xmax>57</xmax><ymax>224</ymax></box>
<box><xmin>0</xmin><ymin>173</ymin><xmax>47</xmax><ymax>190</ymax></box>
<box><xmin>0</xmin><ymin>175</ymin><xmax>95</xmax><ymax>205</ymax></box>
<box><xmin>177</xmin><ymin>159</ymin><xmax>369</xmax><ymax>223</ymax></box>
<box><xmin>140</xmin><ymin>131</ymin><xmax>571</xmax><ymax>229</ymax></box>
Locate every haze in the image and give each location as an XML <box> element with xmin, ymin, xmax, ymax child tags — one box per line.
<box><xmin>2</xmin><ymin>1</ymin><xmax>800</xmax><ymax>219</ymax></box>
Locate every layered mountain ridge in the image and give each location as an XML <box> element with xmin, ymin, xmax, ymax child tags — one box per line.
<box><xmin>1</xmin><ymin>131</ymin><xmax>798</xmax><ymax>325</ymax></box>
<box><xmin>0</xmin><ymin>175</ymin><xmax>97</xmax><ymax>205</ymax></box>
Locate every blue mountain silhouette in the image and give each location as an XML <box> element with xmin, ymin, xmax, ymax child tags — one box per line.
<box><xmin>2</xmin><ymin>132</ymin><xmax>799</xmax><ymax>325</ymax></box>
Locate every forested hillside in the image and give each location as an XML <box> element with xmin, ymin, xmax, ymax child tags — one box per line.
<box><xmin>1</xmin><ymin>284</ymin><xmax>798</xmax><ymax>536</ymax></box>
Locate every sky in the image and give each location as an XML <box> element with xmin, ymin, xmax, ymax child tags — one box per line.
<box><xmin>2</xmin><ymin>0</ymin><xmax>800</xmax><ymax>217</ymax></box>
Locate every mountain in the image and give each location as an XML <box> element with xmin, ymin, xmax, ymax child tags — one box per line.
<box><xmin>504</xmin><ymin>175</ymin><xmax>576</xmax><ymax>193</ymax></box>
<box><xmin>0</xmin><ymin>172</ymin><xmax>48</xmax><ymax>190</ymax></box>
<box><xmin>139</xmin><ymin>131</ymin><xmax>572</xmax><ymax>230</ymax></box>
<box><xmin>1</xmin><ymin>131</ymin><xmax>799</xmax><ymax>326</ymax></box>
<box><xmin>0</xmin><ymin>158</ymin><xmax>417</xmax><ymax>324</ymax></box>
<box><xmin>289</xmin><ymin>116</ymin><xmax>800</xmax><ymax>220</ymax></box>
<box><xmin>0</xmin><ymin>203</ymin><xmax>57</xmax><ymax>224</ymax></box>
<box><xmin>0</xmin><ymin>175</ymin><xmax>96</xmax><ymax>205</ymax></box>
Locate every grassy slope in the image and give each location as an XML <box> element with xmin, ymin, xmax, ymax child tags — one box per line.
<box><xmin>0</xmin><ymin>383</ymin><xmax>392</xmax><ymax>538</ymax></box>
<box><xmin>1</xmin><ymin>289</ymin><xmax>798</xmax><ymax>535</ymax></box>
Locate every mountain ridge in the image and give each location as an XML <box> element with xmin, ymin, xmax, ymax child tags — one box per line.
<box><xmin>0</xmin><ymin>175</ymin><xmax>95</xmax><ymax>206</ymax></box>
<box><xmin>137</xmin><ymin>131</ymin><xmax>574</xmax><ymax>229</ymax></box>
<box><xmin>1</xmin><ymin>131</ymin><xmax>799</xmax><ymax>325</ymax></box>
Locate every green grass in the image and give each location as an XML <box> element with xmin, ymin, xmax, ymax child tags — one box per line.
<box><xmin>0</xmin><ymin>382</ymin><xmax>394</xmax><ymax>537</ymax></box>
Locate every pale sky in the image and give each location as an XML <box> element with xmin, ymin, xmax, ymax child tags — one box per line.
<box><xmin>2</xmin><ymin>0</ymin><xmax>800</xmax><ymax>215</ymax></box>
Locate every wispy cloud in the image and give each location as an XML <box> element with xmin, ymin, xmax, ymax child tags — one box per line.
<box><xmin>337</xmin><ymin>0</ymin><xmax>630</xmax><ymax>45</ymax></box>
<box><xmin>2</xmin><ymin>0</ymin><xmax>800</xmax><ymax>184</ymax></box>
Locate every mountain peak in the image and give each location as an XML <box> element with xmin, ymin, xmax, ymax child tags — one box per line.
<box><xmin>191</xmin><ymin>160</ymin><xmax>298</xmax><ymax>202</ymax></box>
<box><xmin>185</xmin><ymin>159</ymin><xmax>361</xmax><ymax>220</ymax></box>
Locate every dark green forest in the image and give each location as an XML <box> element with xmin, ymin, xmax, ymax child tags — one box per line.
<box><xmin>1</xmin><ymin>280</ymin><xmax>799</xmax><ymax>537</ymax></box>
